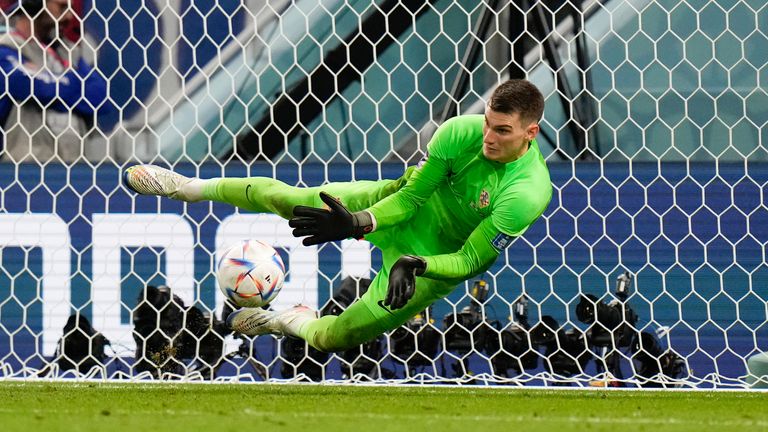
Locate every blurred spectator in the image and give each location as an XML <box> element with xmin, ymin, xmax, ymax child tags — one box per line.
<box><xmin>0</xmin><ymin>0</ymin><xmax>109</xmax><ymax>163</ymax></box>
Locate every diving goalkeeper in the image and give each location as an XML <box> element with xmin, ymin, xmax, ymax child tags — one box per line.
<box><xmin>123</xmin><ymin>79</ymin><xmax>552</xmax><ymax>352</ymax></box>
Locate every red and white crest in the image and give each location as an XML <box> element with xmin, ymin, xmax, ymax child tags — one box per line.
<box><xmin>478</xmin><ymin>189</ymin><xmax>490</xmax><ymax>208</ymax></box>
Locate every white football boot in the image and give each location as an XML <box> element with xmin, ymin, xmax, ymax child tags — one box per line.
<box><xmin>226</xmin><ymin>305</ymin><xmax>317</xmax><ymax>338</ymax></box>
<box><xmin>123</xmin><ymin>164</ymin><xmax>204</xmax><ymax>202</ymax></box>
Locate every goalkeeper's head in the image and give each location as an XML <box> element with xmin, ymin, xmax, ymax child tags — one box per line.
<box><xmin>482</xmin><ymin>79</ymin><xmax>545</xmax><ymax>163</ymax></box>
<box><xmin>489</xmin><ymin>79</ymin><xmax>545</xmax><ymax>125</ymax></box>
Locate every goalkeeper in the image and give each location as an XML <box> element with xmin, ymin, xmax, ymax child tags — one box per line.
<box><xmin>123</xmin><ymin>79</ymin><xmax>552</xmax><ymax>352</ymax></box>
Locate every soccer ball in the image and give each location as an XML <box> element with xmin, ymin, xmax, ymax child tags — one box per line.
<box><xmin>216</xmin><ymin>239</ymin><xmax>285</xmax><ymax>308</ymax></box>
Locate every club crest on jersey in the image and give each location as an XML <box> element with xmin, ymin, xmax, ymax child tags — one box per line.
<box><xmin>478</xmin><ymin>189</ymin><xmax>490</xmax><ymax>208</ymax></box>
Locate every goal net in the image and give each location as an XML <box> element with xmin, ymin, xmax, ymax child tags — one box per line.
<box><xmin>0</xmin><ymin>0</ymin><xmax>766</xmax><ymax>388</ymax></box>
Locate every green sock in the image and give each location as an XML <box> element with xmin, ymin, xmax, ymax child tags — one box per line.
<box><xmin>201</xmin><ymin>177</ymin><xmax>313</xmax><ymax>217</ymax></box>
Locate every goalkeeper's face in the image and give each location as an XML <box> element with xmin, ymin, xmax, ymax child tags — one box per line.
<box><xmin>39</xmin><ymin>0</ymin><xmax>74</xmax><ymax>28</ymax></box>
<box><xmin>482</xmin><ymin>107</ymin><xmax>540</xmax><ymax>163</ymax></box>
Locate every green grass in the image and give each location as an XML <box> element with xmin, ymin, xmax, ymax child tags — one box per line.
<box><xmin>0</xmin><ymin>382</ymin><xmax>766</xmax><ymax>432</ymax></box>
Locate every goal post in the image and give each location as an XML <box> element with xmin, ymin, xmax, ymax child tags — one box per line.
<box><xmin>0</xmin><ymin>0</ymin><xmax>766</xmax><ymax>387</ymax></box>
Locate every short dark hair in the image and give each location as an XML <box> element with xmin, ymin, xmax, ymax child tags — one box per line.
<box><xmin>488</xmin><ymin>79</ymin><xmax>545</xmax><ymax>125</ymax></box>
<box><xmin>6</xmin><ymin>0</ymin><xmax>45</xmax><ymax>18</ymax></box>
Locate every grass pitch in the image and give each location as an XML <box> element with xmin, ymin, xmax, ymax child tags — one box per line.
<box><xmin>0</xmin><ymin>382</ymin><xmax>766</xmax><ymax>432</ymax></box>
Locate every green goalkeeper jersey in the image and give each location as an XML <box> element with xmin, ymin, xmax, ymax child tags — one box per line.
<box><xmin>365</xmin><ymin>114</ymin><xmax>552</xmax><ymax>283</ymax></box>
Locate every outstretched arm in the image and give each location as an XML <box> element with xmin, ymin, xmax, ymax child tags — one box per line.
<box><xmin>290</xmin><ymin>119</ymin><xmax>460</xmax><ymax>246</ymax></box>
<box><xmin>420</xmin><ymin>217</ymin><xmax>505</xmax><ymax>281</ymax></box>
<box><xmin>362</xmin><ymin>149</ymin><xmax>449</xmax><ymax>228</ymax></box>
<box><xmin>384</xmin><ymin>218</ymin><xmax>507</xmax><ymax>309</ymax></box>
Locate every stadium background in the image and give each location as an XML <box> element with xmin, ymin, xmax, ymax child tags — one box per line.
<box><xmin>0</xmin><ymin>0</ymin><xmax>766</xmax><ymax>386</ymax></box>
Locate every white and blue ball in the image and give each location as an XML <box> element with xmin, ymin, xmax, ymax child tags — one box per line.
<box><xmin>216</xmin><ymin>240</ymin><xmax>285</xmax><ymax>308</ymax></box>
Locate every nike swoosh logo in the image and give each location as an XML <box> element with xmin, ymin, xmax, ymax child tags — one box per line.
<box><xmin>377</xmin><ymin>300</ymin><xmax>395</xmax><ymax>315</ymax></box>
<box><xmin>245</xmin><ymin>184</ymin><xmax>254</xmax><ymax>205</ymax></box>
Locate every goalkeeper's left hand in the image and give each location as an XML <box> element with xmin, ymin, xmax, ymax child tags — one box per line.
<box><xmin>290</xmin><ymin>191</ymin><xmax>375</xmax><ymax>246</ymax></box>
<box><xmin>384</xmin><ymin>255</ymin><xmax>427</xmax><ymax>310</ymax></box>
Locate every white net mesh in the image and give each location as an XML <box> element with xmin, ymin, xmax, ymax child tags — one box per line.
<box><xmin>0</xmin><ymin>0</ymin><xmax>766</xmax><ymax>387</ymax></box>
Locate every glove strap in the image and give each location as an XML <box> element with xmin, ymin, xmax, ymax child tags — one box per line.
<box><xmin>351</xmin><ymin>210</ymin><xmax>376</xmax><ymax>239</ymax></box>
<box><xmin>403</xmin><ymin>255</ymin><xmax>427</xmax><ymax>276</ymax></box>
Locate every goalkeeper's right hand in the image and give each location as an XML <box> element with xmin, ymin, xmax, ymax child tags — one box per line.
<box><xmin>384</xmin><ymin>255</ymin><xmax>427</xmax><ymax>310</ymax></box>
<box><xmin>290</xmin><ymin>191</ymin><xmax>375</xmax><ymax>246</ymax></box>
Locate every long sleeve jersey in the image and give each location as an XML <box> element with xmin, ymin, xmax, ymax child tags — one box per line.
<box><xmin>366</xmin><ymin>114</ymin><xmax>552</xmax><ymax>283</ymax></box>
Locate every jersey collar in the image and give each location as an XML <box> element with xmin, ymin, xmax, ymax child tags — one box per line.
<box><xmin>479</xmin><ymin>139</ymin><xmax>538</xmax><ymax>169</ymax></box>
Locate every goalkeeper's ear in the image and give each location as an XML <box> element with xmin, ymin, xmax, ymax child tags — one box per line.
<box><xmin>524</xmin><ymin>122</ymin><xmax>540</xmax><ymax>142</ymax></box>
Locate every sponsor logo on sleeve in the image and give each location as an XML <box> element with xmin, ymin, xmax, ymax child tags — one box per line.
<box><xmin>491</xmin><ymin>232</ymin><xmax>513</xmax><ymax>250</ymax></box>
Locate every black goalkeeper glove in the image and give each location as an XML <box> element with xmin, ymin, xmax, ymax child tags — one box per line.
<box><xmin>384</xmin><ymin>255</ymin><xmax>427</xmax><ymax>310</ymax></box>
<box><xmin>289</xmin><ymin>191</ymin><xmax>374</xmax><ymax>246</ymax></box>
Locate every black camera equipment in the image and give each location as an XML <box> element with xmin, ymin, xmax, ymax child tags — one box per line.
<box><xmin>389</xmin><ymin>307</ymin><xmax>441</xmax><ymax>376</ymax></box>
<box><xmin>574</xmin><ymin>272</ymin><xmax>638</xmax><ymax>382</ymax></box>
<box><xmin>174</xmin><ymin>304</ymin><xmax>231</xmax><ymax>379</ymax></box>
<box><xmin>132</xmin><ymin>285</ymin><xmax>186</xmax><ymax>377</ymax></box>
<box><xmin>529</xmin><ymin>315</ymin><xmax>592</xmax><ymax>378</ymax></box>
<box><xmin>442</xmin><ymin>280</ymin><xmax>490</xmax><ymax>352</ymax></box>
<box><xmin>572</xmin><ymin>272</ymin><xmax>688</xmax><ymax>386</ymax></box>
<box><xmin>575</xmin><ymin>273</ymin><xmax>638</xmax><ymax>348</ymax></box>
<box><xmin>339</xmin><ymin>335</ymin><xmax>394</xmax><ymax>380</ymax></box>
<box><xmin>485</xmin><ymin>296</ymin><xmax>539</xmax><ymax>377</ymax></box>
<box><xmin>442</xmin><ymin>280</ymin><xmax>496</xmax><ymax>377</ymax></box>
<box><xmin>631</xmin><ymin>330</ymin><xmax>687</xmax><ymax>387</ymax></box>
<box><xmin>279</xmin><ymin>335</ymin><xmax>328</xmax><ymax>381</ymax></box>
<box><xmin>132</xmin><ymin>284</ymin><xmax>231</xmax><ymax>379</ymax></box>
<box><xmin>279</xmin><ymin>277</ymin><xmax>391</xmax><ymax>380</ymax></box>
<box><xmin>54</xmin><ymin>312</ymin><xmax>110</xmax><ymax>374</ymax></box>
